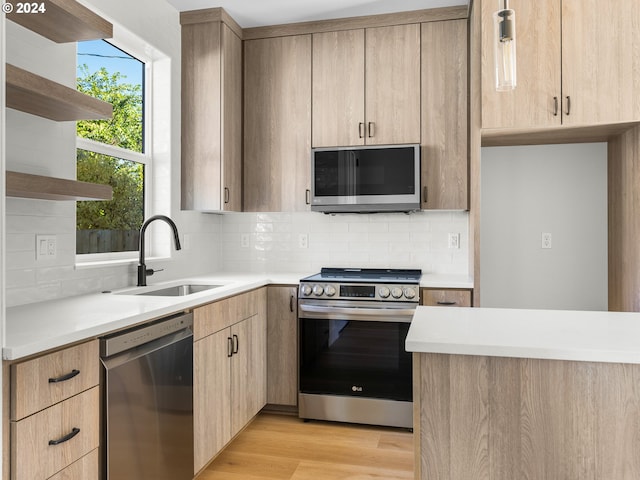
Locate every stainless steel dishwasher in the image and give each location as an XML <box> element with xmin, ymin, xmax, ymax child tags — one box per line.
<box><xmin>101</xmin><ymin>312</ymin><xmax>194</xmax><ymax>480</ymax></box>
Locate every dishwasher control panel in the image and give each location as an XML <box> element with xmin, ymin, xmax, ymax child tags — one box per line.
<box><xmin>100</xmin><ymin>311</ymin><xmax>193</xmax><ymax>358</ymax></box>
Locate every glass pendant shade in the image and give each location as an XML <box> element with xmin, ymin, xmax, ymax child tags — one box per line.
<box><xmin>493</xmin><ymin>3</ymin><xmax>517</xmax><ymax>91</ymax></box>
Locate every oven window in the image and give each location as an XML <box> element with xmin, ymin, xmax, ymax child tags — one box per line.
<box><xmin>314</xmin><ymin>148</ymin><xmax>416</xmax><ymax>197</ymax></box>
<box><xmin>299</xmin><ymin>318</ymin><xmax>412</xmax><ymax>402</ymax></box>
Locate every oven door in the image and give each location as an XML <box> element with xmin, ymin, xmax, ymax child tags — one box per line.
<box><xmin>298</xmin><ymin>300</ymin><xmax>415</xmax><ymax>403</ymax></box>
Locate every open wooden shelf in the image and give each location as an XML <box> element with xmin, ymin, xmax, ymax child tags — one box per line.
<box><xmin>6</xmin><ymin>0</ymin><xmax>113</xmax><ymax>43</ymax></box>
<box><xmin>6</xmin><ymin>171</ymin><xmax>113</xmax><ymax>201</ymax></box>
<box><xmin>6</xmin><ymin>64</ymin><xmax>113</xmax><ymax>121</ymax></box>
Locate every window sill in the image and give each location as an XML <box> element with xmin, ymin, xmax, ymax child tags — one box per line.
<box><xmin>75</xmin><ymin>255</ymin><xmax>169</xmax><ymax>270</ymax></box>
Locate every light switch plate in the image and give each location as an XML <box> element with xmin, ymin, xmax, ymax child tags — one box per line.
<box><xmin>36</xmin><ymin>234</ymin><xmax>57</xmax><ymax>260</ymax></box>
<box><xmin>448</xmin><ymin>233</ymin><xmax>460</xmax><ymax>249</ymax></box>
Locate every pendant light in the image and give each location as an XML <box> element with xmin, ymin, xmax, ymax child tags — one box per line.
<box><xmin>493</xmin><ymin>0</ymin><xmax>517</xmax><ymax>91</ymax></box>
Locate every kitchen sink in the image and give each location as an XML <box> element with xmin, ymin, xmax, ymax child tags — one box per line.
<box><xmin>128</xmin><ymin>284</ymin><xmax>223</xmax><ymax>296</ymax></box>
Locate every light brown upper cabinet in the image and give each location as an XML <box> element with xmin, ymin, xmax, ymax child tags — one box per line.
<box><xmin>481</xmin><ymin>0</ymin><xmax>640</xmax><ymax>130</ymax></box>
<box><xmin>312</xmin><ymin>24</ymin><xmax>421</xmax><ymax>147</ymax></box>
<box><xmin>181</xmin><ymin>18</ymin><xmax>242</xmax><ymax>211</ymax></box>
<box><xmin>421</xmin><ymin>19</ymin><xmax>468</xmax><ymax>210</ymax></box>
<box><xmin>244</xmin><ymin>35</ymin><xmax>312</xmax><ymax>212</ymax></box>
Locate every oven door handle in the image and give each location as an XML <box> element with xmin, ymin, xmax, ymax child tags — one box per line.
<box><xmin>299</xmin><ymin>304</ymin><xmax>415</xmax><ymax>323</ymax></box>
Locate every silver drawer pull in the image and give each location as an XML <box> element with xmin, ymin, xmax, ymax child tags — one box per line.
<box><xmin>436</xmin><ymin>301</ymin><xmax>457</xmax><ymax>306</ymax></box>
<box><xmin>49</xmin><ymin>427</ymin><xmax>80</xmax><ymax>446</ymax></box>
<box><xmin>48</xmin><ymin>369</ymin><xmax>80</xmax><ymax>383</ymax></box>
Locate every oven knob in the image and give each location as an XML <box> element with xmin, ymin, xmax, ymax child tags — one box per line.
<box><xmin>404</xmin><ymin>287</ymin><xmax>417</xmax><ymax>300</ymax></box>
<box><xmin>301</xmin><ymin>284</ymin><xmax>312</xmax><ymax>296</ymax></box>
<box><xmin>378</xmin><ymin>287</ymin><xmax>390</xmax><ymax>298</ymax></box>
<box><xmin>313</xmin><ymin>284</ymin><xmax>324</xmax><ymax>296</ymax></box>
<box><xmin>325</xmin><ymin>285</ymin><xmax>337</xmax><ymax>297</ymax></box>
<box><xmin>391</xmin><ymin>287</ymin><xmax>403</xmax><ymax>299</ymax></box>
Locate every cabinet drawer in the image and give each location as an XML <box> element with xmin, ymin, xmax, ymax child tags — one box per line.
<box><xmin>194</xmin><ymin>288</ymin><xmax>266</xmax><ymax>340</ymax></box>
<box><xmin>11</xmin><ymin>387</ymin><xmax>100</xmax><ymax>480</ymax></box>
<box><xmin>11</xmin><ymin>340</ymin><xmax>99</xmax><ymax>420</ymax></box>
<box><xmin>422</xmin><ymin>289</ymin><xmax>472</xmax><ymax>307</ymax></box>
<box><xmin>48</xmin><ymin>449</ymin><xmax>99</xmax><ymax>480</ymax></box>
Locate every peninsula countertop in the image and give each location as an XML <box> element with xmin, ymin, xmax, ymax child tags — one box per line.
<box><xmin>406</xmin><ymin>306</ymin><xmax>640</xmax><ymax>364</ymax></box>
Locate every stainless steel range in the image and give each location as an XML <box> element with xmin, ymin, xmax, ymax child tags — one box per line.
<box><xmin>298</xmin><ymin>267</ymin><xmax>421</xmax><ymax>428</ymax></box>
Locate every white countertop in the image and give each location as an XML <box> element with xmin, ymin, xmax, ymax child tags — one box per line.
<box><xmin>4</xmin><ymin>271</ymin><xmax>472</xmax><ymax>361</ymax></box>
<box><xmin>406</xmin><ymin>306</ymin><xmax>640</xmax><ymax>364</ymax></box>
<box><xmin>4</xmin><ymin>272</ymin><xmax>303</xmax><ymax>360</ymax></box>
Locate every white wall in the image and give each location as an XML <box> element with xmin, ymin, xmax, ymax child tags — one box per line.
<box><xmin>480</xmin><ymin>143</ymin><xmax>608</xmax><ymax>310</ymax></box>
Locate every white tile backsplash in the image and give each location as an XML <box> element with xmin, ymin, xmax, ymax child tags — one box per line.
<box><xmin>219</xmin><ymin>211</ymin><xmax>469</xmax><ymax>275</ymax></box>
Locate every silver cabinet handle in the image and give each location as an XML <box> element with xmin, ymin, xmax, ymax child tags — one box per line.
<box><xmin>553</xmin><ymin>96</ymin><xmax>559</xmax><ymax>116</ymax></box>
<box><xmin>565</xmin><ymin>96</ymin><xmax>571</xmax><ymax>116</ymax></box>
<box><xmin>436</xmin><ymin>301</ymin><xmax>457</xmax><ymax>306</ymax></box>
<box><xmin>367</xmin><ymin>122</ymin><xmax>375</xmax><ymax>138</ymax></box>
<box><xmin>423</xmin><ymin>186</ymin><xmax>428</xmax><ymax>204</ymax></box>
<box><xmin>358</xmin><ymin>122</ymin><xmax>365</xmax><ymax>138</ymax></box>
<box><xmin>305</xmin><ymin>189</ymin><xmax>311</xmax><ymax>205</ymax></box>
<box><xmin>224</xmin><ymin>187</ymin><xmax>230</xmax><ymax>204</ymax></box>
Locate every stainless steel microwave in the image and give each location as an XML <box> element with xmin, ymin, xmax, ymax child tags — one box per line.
<box><xmin>310</xmin><ymin>144</ymin><xmax>421</xmax><ymax>213</ymax></box>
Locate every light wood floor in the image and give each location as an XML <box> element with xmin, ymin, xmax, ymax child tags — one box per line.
<box><xmin>199</xmin><ymin>413</ymin><xmax>414</xmax><ymax>480</ymax></box>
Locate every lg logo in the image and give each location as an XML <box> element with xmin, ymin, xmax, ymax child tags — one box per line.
<box><xmin>351</xmin><ymin>385</ymin><xmax>363</xmax><ymax>392</ymax></box>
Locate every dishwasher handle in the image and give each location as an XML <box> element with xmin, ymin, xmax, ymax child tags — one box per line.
<box><xmin>298</xmin><ymin>304</ymin><xmax>415</xmax><ymax>323</ymax></box>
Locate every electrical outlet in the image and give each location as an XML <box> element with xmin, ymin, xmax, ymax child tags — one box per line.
<box><xmin>448</xmin><ymin>233</ymin><xmax>460</xmax><ymax>249</ymax></box>
<box><xmin>241</xmin><ymin>234</ymin><xmax>250</xmax><ymax>248</ymax></box>
<box><xmin>36</xmin><ymin>234</ymin><xmax>57</xmax><ymax>260</ymax></box>
<box><xmin>541</xmin><ymin>232</ymin><xmax>552</xmax><ymax>249</ymax></box>
<box><xmin>298</xmin><ymin>233</ymin><xmax>309</xmax><ymax>249</ymax></box>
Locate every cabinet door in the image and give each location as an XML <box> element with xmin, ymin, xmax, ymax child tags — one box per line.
<box><xmin>230</xmin><ymin>313</ymin><xmax>267</xmax><ymax>436</ymax></box>
<box><xmin>421</xmin><ymin>19</ymin><xmax>468</xmax><ymax>210</ymax></box>
<box><xmin>244</xmin><ymin>35</ymin><xmax>312</xmax><ymax>212</ymax></box>
<box><xmin>312</xmin><ymin>29</ymin><xmax>365</xmax><ymax>147</ymax></box>
<box><xmin>561</xmin><ymin>0</ymin><xmax>640</xmax><ymax>125</ymax></box>
<box><xmin>182</xmin><ymin>21</ymin><xmax>242</xmax><ymax>212</ymax></box>
<box><xmin>193</xmin><ymin>330</ymin><xmax>231</xmax><ymax>473</ymax></box>
<box><xmin>481</xmin><ymin>0</ymin><xmax>561</xmax><ymax>129</ymax></box>
<box><xmin>266</xmin><ymin>286</ymin><xmax>298</xmax><ymax>406</ymax></box>
<box><xmin>365</xmin><ymin>24</ymin><xmax>421</xmax><ymax>145</ymax></box>
<box><xmin>221</xmin><ymin>23</ymin><xmax>243</xmax><ymax>211</ymax></box>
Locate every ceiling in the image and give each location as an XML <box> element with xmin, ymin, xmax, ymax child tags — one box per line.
<box><xmin>165</xmin><ymin>0</ymin><xmax>469</xmax><ymax>28</ymax></box>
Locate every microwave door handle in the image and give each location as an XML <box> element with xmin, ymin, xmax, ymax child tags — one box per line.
<box><xmin>299</xmin><ymin>304</ymin><xmax>415</xmax><ymax>323</ymax></box>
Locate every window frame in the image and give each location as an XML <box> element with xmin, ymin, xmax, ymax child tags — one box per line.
<box><xmin>75</xmin><ymin>36</ymin><xmax>153</xmax><ymax>264</ymax></box>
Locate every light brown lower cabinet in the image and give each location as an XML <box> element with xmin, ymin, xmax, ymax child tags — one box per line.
<box><xmin>266</xmin><ymin>286</ymin><xmax>298</xmax><ymax>407</ymax></box>
<box><xmin>7</xmin><ymin>339</ymin><xmax>100</xmax><ymax>480</ymax></box>
<box><xmin>421</xmin><ymin>288</ymin><xmax>472</xmax><ymax>307</ymax></box>
<box><xmin>193</xmin><ymin>288</ymin><xmax>267</xmax><ymax>474</ymax></box>
<box><xmin>11</xmin><ymin>387</ymin><xmax>99</xmax><ymax>480</ymax></box>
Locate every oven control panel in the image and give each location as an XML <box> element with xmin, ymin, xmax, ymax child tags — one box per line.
<box><xmin>299</xmin><ymin>282</ymin><xmax>418</xmax><ymax>302</ymax></box>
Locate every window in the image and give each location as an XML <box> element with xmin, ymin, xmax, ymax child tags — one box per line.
<box><xmin>76</xmin><ymin>39</ymin><xmax>148</xmax><ymax>257</ymax></box>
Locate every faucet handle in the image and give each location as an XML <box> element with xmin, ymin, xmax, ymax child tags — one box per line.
<box><xmin>146</xmin><ymin>268</ymin><xmax>164</xmax><ymax>277</ymax></box>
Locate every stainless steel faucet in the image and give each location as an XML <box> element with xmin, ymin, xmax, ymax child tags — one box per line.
<box><xmin>137</xmin><ymin>215</ymin><xmax>182</xmax><ymax>286</ymax></box>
